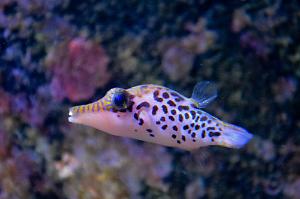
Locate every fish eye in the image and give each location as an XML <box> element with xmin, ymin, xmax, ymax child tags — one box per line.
<box><xmin>112</xmin><ymin>90</ymin><xmax>129</xmax><ymax>110</ymax></box>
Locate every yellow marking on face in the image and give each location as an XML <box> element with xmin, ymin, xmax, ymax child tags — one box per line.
<box><xmin>106</xmin><ymin>105</ymin><xmax>113</xmax><ymax>111</ymax></box>
<box><xmin>99</xmin><ymin>101</ymin><xmax>104</xmax><ymax>112</ymax></box>
<box><xmin>103</xmin><ymin>100</ymin><xmax>110</xmax><ymax>106</ymax></box>
<box><xmin>136</xmin><ymin>88</ymin><xmax>142</xmax><ymax>97</ymax></box>
<box><xmin>140</xmin><ymin>86</ymin><xmax>153</xmax><ymax>94</ymax></box>
<box><xmin>73</xmin><ymin>107</ymin><xmax>78</xmax><ymax>113</ymax></box>
<box><xmin>80</xmin><ymin>106</ymin><xmax>84</xmax><ymax>113</ymax></box>
<box><xmin>130</xmin><ymin>86</ymin><xmax>150</xmax><ymax>97</ymax></box>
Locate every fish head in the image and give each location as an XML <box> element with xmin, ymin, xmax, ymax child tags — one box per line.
<box><xmin>68</xmin><ymin>87</ymin><xmax>137</xmax><ymax>136</ymax></box>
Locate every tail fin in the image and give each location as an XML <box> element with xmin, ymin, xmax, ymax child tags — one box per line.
<box><xmin>217</xmin><ymin>122</ymin><xmax>253</xmax><ymax>149</ymax></box>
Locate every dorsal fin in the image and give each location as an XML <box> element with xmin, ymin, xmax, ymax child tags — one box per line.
<box><xmin>191</xmin><ymin>81</ymin><xmax>218</xmax><ymax>108</ymax></box>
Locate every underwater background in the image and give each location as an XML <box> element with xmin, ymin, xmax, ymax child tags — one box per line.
<box><xmin>0</xmin><ymin>0</ymin><xmax>299</xmax><ymax>198</ymax></box>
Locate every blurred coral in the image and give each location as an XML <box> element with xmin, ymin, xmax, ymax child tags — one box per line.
<box><xmin>0</xmin><ymin>89</ymin><xmax>11</xmax><ymax>115</ymax></box>
<box><xmin>10</xmin><ymin>86</ymin><xmax>52</xmax><ymax>127</ymax></box>
<box><xmin>161</xmin><ymin>43</ymin><xmax>195</xmax><ymax>82</ymax></box>
<box><xmin>247</xmin><ymin>136</ymin><xmax>276</xmax><ymax>162</ymax></box>
<box><xmin>159</xmin><ymin>18</ymin><xmax>216</xmax><ymax>82</ymax></box>
<box><xmin>272</xmin><ymin>76</ymin><xmax>297</xmax><ymax>103</ymax></box>
<box><xmin>185</xmin><ymin>178</ymin><xmax>205</xmax><ymax>199</ymax></box>
<box><xmin>46</xmin><ymin>37</ymin><xmax>111</xmax><ymax>102</ymax></box>
<box><xmin>240</xmin><ymin>31</ymin><xmax>270</xmax><ymax>58</ymax></box>
<box><xmin>231</xmin><ymin>9</ymin><xmax>251</xmax><ymax>33</ymax></box>
<box><xmin>284</xmin><ymin>178</ymin><xmax>300</xmax><ymax>199</ymax></box>
<box><xmin>61</xmin><ymin>127</ymin><xmax>172</xmax><ymax>198</ymax></box>
<box><xmin>182</xmin><ymin>19</ymin><xmax>216</xmax><ymax>54</ymax></box>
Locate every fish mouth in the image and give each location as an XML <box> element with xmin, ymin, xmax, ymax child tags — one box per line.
<box><xmin>68</xmin><ymin>100</ymin><xmax>102</xmax><ymax>123</ymax></box>
<box><xmin>68</xmin><ymin>107</ymin><xmax>77</xmax><ymax>123</ymax></box>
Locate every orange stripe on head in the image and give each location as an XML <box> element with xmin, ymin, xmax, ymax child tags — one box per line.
<box><xmin>99</xmin><ymin>101</ymin><xmax>104</xmax><ymax>112</ymax></box>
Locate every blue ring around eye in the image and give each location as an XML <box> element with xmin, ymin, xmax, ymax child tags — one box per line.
<box><xmin>113</xmin><ymin>92</ymin><xmax>127</xmax><ymax>108</ymax></box>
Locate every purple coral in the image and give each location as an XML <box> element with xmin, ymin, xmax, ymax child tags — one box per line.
<box><xmin>46</xmin><ymin>37</ymin><xmax>111</xmax><ymax>102</ymax></box>
<box><xmin>240</xmin><ymin>31</ymin><xmax>269</xmax><ymax>58</ymax></box>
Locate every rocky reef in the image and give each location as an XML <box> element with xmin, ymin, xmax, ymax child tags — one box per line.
<box><xmin>0</xmin><ymin>0</ymin><xmax>299</xmax><ymax>198</ymax></box>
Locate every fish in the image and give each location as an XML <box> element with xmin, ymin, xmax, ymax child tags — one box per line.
<box><xmin>68</xmin><ymin>81</ymin><xmax>253</xmax><ymax>150</ymax></box>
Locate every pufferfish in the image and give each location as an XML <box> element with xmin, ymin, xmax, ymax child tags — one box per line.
<box><xmin>68</xmin><ymin>82</ymin><xmax>253</xmax><ymax>150</ymax></box>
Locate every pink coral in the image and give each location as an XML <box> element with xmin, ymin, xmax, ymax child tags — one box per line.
<box><xmin>159</xmin><ymin>18</ymin><xmax>216</xmax><ymax>82</ymax></box>
<box><xmin>46</xmin><ymin>37</ymin><xmax>110</xmax><ymax>102</ymax></box>
<box><xmin>182</xmin><ymin>18</ymin><xmax>217</xmax><ymax>54</ymax></box>
<box><xmin>161</xmin><ymin>44</ymin><xmax>195</xmax><ymax>82</ymax></box>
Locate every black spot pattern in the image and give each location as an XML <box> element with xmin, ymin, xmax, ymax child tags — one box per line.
<box><xmin>162</xmin><ymin>92</ymin><xmax>170</xmax><ymax>99</ymax></box>
<box><xmin>195</xmin><ymin>125</ymin><xmax>200</xmax><ymax>130</ymax></box>
<box><xmin>153</xmin><ymin>90</ymin><xmax>163</xmax><ymax>102</ymax></box>
<box><xmin>184</xmin><ymin>113</ymin><xmax>189</xmax><ymax>119</ymax></box>
<box><xmin>134</xmin><ymin>113</ymin><xmax>139</xmax><ymax>120</ymax></box>
<box><xmin>191</xmin><ymin>110</ymin><xmax>196</xmax><ymax>119</ymax></box>
<box><xmin>200</xmin><ymin>116</ymin><xmax>208</xmax><ymax>121</ymax></box>
<box><xmin>171</xmin><ymin>109</ymin><xmax>176</xmax><ymax>115</ymax></box>
<box><xmin>161</xmin><ymin>125</ymin><xmax>168</xmax><ymax>130</ymax></box>
<box><xmin>169</xmin><ymin>116</ymin><xmax>175</xmax><ymax>121</ymax></box>
<box><xmin>167</xmin><ymin>100</ymin><xmax>176</xmax><ymax>107</ymax></box>
<box><xmin>157</xmin><ymin>98</ymin><xmax>163</xmax><ymax>102</ymax></box>
<box><xmin>136</xmin><ymin>101</ymin><xmax>150</xmax><ymax>110</ymax></box>
<box><xmin>153</xmin><ymin>90</ymin><xmax>159</xmax><ymax>99</ymax></box>
<box><xmin>162</xmin><ymin>105</ymin><xmax>168</xmax><ymax>114</ymax></box>
<box><xmin>160</xmin><ymin>117</ymin><xmax>166</xmax><ymax>121</ymax></box>
<box><xmin>138</xmin><ymin>119</ymin><xmax>144</xmax><ymax>125</ymax></box>
<box><xmin>146</xmin><ymin>129</ymin><xmax>152</xmax><ymax>132</ymax></box>
<box><xmin>172</xmin><ymin>126</ymin><xmax>178</xmax><ymax>131</ymax></box>
<box><xmin>178</xmin><ymin>105</ymin><xmax>189</xmax><ymax>111</ymax></box>
<box><xmin>152</xmin><ymin>105</ymin><xmax>158</xmax><ymax>115</ymax></box>
<box><xmin>183</xmin><ymin>125</ymin><xmax>189</xmax><ymax>130</ymax></box>
<box><xmin>202</xmin><ymin>130</ymin><xmax>206</xmax><ymax>138</ymax></box>
<box><xmin>209</xmin><ymin>132</ymin><xmax>221</xmax><ymax>137</ymax></box>
<box><xmin>172</xmin><ymin>134</ymin><xmax>177</xmax><ymax>139</ymax></box>
<box><xmin>207</xmin><ymin>127</ymin><xmax>215</xmax><ymax>131</ymax></box>
<box><xmin>178</xmin><ymin>114</ymin><xmax>183</xmax><ymax>122</ymax></box>
<box><xmin>191</xmin><ymin>132</ymin><xmax>196</xmax><ymax>138</ymax></box>
<box><xmin>182</xmin><ymin>135</ymin><xmax>186</xmax><ymax>141</ymax></box>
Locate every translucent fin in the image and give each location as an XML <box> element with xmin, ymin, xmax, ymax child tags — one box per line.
<box><xmin>217</xmin><ymin>122</ymin><xmax>253</xmax><ymax>149</ymax></box>
<box><xmin>191</xmin><ymin>81</ymin><xmax>218</xmax><ymax>108</ymax></box>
